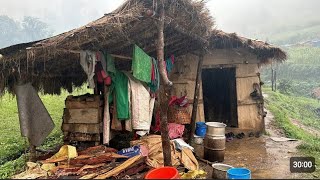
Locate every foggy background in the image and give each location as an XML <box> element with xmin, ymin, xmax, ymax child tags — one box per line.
<box><xmin>1</xmin><ymin>0</ymin><xmax>320</xmax><ymax>46</ymax></box>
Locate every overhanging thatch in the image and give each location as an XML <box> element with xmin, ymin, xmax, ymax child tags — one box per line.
<box><xmin>210</xmin><ymin>30</ymin><xmax>287</xmax><ymax>63</ymax></box>
<box><xmin>0</xmin><ymin>0</ymin><xmax>213</xmax><ymax>95</ymax></box>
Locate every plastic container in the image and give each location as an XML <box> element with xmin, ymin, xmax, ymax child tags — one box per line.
<box><xmin>145</xmin><ymin>167</ymin><xmax>180</xmax><ymax>179</ymax></box>
<box><xmin>195</xmin><ymin>122</ymin><xmax>207</xmax><ymax>137</ymax></box>
<box><xmin>212</xmin><ymin>163</ymin><xmax>233</xmax><ymax>179</ymax></box>
<box><xmin>227</xmin><ymin>168</ymin><xmax>251</xmax><ymax>179</ymax></box>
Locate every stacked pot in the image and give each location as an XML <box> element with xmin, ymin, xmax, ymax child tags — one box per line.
<box><xmin>204</xmin><ymin>122</ymin><xmax>227</xmax><ymax>162</ymax></box>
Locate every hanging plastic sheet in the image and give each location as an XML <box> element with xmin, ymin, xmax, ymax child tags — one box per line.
<box><xmin>15</xmin><ymin>83</ymin><xmax>55</xmax><ymax>146</ymax></box>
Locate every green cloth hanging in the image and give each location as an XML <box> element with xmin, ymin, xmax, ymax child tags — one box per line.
<box><xmin>132</xmin><ymin>45</ymin><xmax>152</xmax><ymax>83</ymax></box>
<box><xmin>113</xmin><ymin>70</ymin><xmax>130</xmax><ymax>120</ymax></box>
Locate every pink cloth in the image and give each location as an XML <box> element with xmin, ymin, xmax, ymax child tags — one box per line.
<box><xmin>168</xmin><ymin>123</ymin><xmax>185</xmax><ymax>139</ymax></box>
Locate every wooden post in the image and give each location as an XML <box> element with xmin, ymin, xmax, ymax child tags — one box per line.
<box><xmin>188</xmin><ymin>53</ymin><xmax>205</xmax><ymax>143</ymax></box>
<box><xmin>274</xmin><ymin>64</ymin><xmax>277</xmax><ymax>92</ymax></box>
<box><xmin>29</xmin><ymin>140</ymin><xmax>36</xmax><ymax>162</ymax></box>
<box><xmin>157</xmin><ymin>0</ymin><xmax>172</xmax><ymax>166</ymax></box>
<box><xmin>271</xmin><ymin>62</ymin><xmax>274</xmax><ymax>91</ymax></box>
<box><xmin>103</xmin><ymin>85</ymin><xmax>110</xmax><ymax>145</ymax></box>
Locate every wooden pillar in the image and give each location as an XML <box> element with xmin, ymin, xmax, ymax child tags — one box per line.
<box><xmin>274</xmin><ymin>67</ymin><xmax>277</xmax><ymax>92</ymax></box>
<box><xmin>103</xmin><ymin>85</ymin><xmax>110</xmax><ymax>145</ymax></box>
<box><xmin>29</xmin><ymin>139</ymin><xmax>36</xmax><ymax>162</ymax></box>
<box><xmin>271</xmin><ymin>62</ymin><xmax>274</xmax><ymax>91</ymax></box>
<box><xmin>157</xmin><ymin>0</ymin><xmax>172</xmax><ymax>166</ymax></box>
<box><xmin>188</xmin><ymin>53</ymin><xmax>205</xmax><ymax>143</ymax></box>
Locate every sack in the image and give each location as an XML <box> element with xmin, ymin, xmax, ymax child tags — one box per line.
<box><xmin>168</xmin><ymin>105</ymin><xmax>191</xmax><ymax>124</ymax></box>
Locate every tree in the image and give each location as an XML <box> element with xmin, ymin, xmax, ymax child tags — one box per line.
<box><xmin>21</xmin><ymin>16</ymin><xmax>52</xmax><ymax>42</ymax></box>
<box><xmin>0</xmin><ymin>15</ymin><xmax>20</xmax><ymax>48</ymax></box>
<box><xmin>0</xmin><ymin>16</ymin><xmax>52</xmax><ymax>48</ymax></box>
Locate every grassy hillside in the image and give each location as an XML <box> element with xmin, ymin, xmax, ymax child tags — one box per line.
<box><xmin>0</xmin><ymin>87</ymin><xmax>91</xmax><ymax>178</ymax></box>
<box><xmin>261</xmin><ymin>47</ymin><xmax>320</xmax><ymax>97</ymax></box>
<box><xmin>269</xmin><ymin>24</ymin><xmax>320</xmax><ymax>45</ymax></box>
<box><xmin>264</xmin><ymin>88</ymin><xmax>320</xmax><ymax>177</ymax></box>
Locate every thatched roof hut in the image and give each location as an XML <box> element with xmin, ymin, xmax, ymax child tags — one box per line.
<box><xmin>0</xmin><ymin>0</ymin><xmax>286</xmax><ymax>96</ymax></box>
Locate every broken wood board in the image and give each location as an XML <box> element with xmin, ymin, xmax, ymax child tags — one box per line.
<box><xmin>94</xmin><ymin>155</ymin><xmax>142</xmax><ymax>179</ymax></box>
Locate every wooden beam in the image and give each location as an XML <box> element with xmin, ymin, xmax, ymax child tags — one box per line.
<box><xmin>188</xmin><ymin>53</ymin><xmax>205</xmax><ymax>143</ymax></box>
<box><xmin>157</xmin><ymin>0</ymin><xmax>172</xmax><ymax>167</ymax></box>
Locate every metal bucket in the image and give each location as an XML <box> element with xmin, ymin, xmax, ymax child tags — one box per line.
<box><xmin>206</xmin><ymin>122</ymin><xmax>226</xmax><ymax>137</ymax></box>
<box><xmin>212</xmin><ymin>163</ymin><xmax>234</xmax><ymax>179</ymax></box>
<box><xmin>204</xmin><ymin>147</ymin><xmax>225</xmax><ymax>162</ymax></box>
<box><xmin>204</xmin><ymin>136</ymin><xmax>226</xmax><ymax>150</ymax></box>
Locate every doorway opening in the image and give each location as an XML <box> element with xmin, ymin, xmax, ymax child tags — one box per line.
<box><xmin>202</xmin><ymin>67</ymin><xmax>238</xmax><ymax>127</ymax></box>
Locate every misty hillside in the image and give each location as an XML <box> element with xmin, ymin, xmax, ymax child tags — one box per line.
<box><xmin>208</xmin><ymin>0</ymin><xmax>320</xmax><ymax>45</ymax></box>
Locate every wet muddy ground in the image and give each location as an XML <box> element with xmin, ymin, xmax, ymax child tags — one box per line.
<box><xmin>194</xmin><ymin>109</ymin><xmax>310</xmax><ymax>179</ymax></box>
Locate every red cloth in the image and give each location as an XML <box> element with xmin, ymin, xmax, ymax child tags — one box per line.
<box><xmin>151</xmin><ymin>61</ymin><xmax>155</xmax><ymax>81</ymax></box>
<box><xmin>169</xmin><ymin>96</ymin><xmax>188</xmax><ymax>107</ymax></box>
<box><xmin>168</xmin><ymin>123</ymin><xmax>185</xmax><ymax>139</ymax></box>
<box><xmin>95</xmin><ymin>63</ymin><xmax>111</xmax><ymax>86</ymax></box>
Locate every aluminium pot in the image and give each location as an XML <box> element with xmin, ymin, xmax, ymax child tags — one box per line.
<box><xmin>206</xmin><ymin>122</ymin><xmax>227</xmax><ymax>137</ymax></box>
<box><xmin>212</xmin><ymin>163</ymin><xmax>234</xmax><ymax>179</ymax></box>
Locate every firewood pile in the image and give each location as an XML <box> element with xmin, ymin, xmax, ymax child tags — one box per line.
<box><xmin>12</xmin><ymin>135</ymin><xmax>202</xmax><ymax>179</ymax></box>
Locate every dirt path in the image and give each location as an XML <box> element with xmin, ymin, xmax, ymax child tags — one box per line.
<box><xmin>195</xmin><ymin>108</ymin><xmax>307</xmax><ymax>179</ymax></box>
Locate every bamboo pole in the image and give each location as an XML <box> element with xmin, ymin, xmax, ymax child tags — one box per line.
<box><xmin>157</xmin><ymin>0</ymin><xmax>172</xmax><ymax>166</ymax></box>
<box><xmin>188</xmin><ymin>53</ymin><xmax>205</xmax><ymax>143</ymax></box>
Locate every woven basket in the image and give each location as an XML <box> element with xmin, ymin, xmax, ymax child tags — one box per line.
<box><xmin>168</xmin><ymin>105</ymin><xmax>191</xmax><ymax>124</ymax></box>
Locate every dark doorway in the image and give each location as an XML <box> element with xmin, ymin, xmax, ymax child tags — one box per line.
<box><xmin>202</xmin><ymin>67</ymin><xmax>238</xmax><ymax>127</ymax></box>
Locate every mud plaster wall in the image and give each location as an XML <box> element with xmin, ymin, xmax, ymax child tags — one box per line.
<box><xmin>169</xmin><ymin>48</ymin><xmax>264</xmax><ymax>132</ymax></box>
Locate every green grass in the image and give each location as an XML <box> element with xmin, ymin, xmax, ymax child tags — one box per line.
<box><xmin>0</xmin><ymin>87</ymin><xmax>92</xmax><ymax>178</ymax></box>
<box><xmin>264</xmin><ymin>87</ymin><xmax>320</xmax><ymax>176</ymax></box>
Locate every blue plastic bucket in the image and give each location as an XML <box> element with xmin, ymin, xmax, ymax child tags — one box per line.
<box><xmin>195</xmin><ymin>122</ymin><xmax>207</xmax><ymax>137</ymax></box>
<box><xmin>227</xmin><ymin>168</ymin><xmax>251</xmax><ymax>179</ymax></box>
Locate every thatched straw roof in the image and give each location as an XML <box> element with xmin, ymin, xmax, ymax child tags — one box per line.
<box><xmin>0</xmin><ymin>1</ymin><xmax>287</xmax><ymax>96</ymax></box>
<box><xmin>210</xmin><ymin>30</ymin><xmax>287</xmax><ymax>63</ymax></box>
<box><xmin>0</xmin><ymin>0</ymin><xmax>213</xmax><ymax>95</ymax></box>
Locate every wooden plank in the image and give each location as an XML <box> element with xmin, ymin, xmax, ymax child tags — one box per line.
<box><xmin>62</xmin><ymin>123</ymin><xmax>103</xmax><ymax>134</ymax></box>
<box><xmin>236</xmin><ymin>64</ymin><xmax>259</xmax><ymax>77</ymax></box>
<box><xmin>238</xmin><ymin>99</ymin><xmax>263</xmax><ymax>106</ymax></box>
<box><xmin>237</xmin><ymin>104</ymin><xmax>263</xmax><ymax>131</ymax></box>
<box><xmin>63</xmin><ymin>108</ymin><xmax>102</xmax><ymax>124</ymax></box>
<box><xmin>66</xmin><ymin>98</ymin><xmax>103</xmax><ymax>109</ymax></box>
<box><xmin>63</xmin><ymin>132</ymin><xmax>101</xmax><ymax>142</ymax></box>
<box><xmin>236</xmin><ymin>76</ymin><xmax>260</xmax><ymax>102</ymax></box>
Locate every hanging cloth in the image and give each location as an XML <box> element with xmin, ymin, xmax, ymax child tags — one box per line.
<box><xmin>148</xmin><ymin>58</ymin><xmax>160</xmax><ymax>93</ymax></box>
<box><xmin>132</xmin><ymin>45</ymin><xmax>152</xmax><ymax>83</ymax></box>
<box><xmin>113</xmin><ymin>70</ymin><xmax>130</xmax><ymax>120</ymax></box>
<box><xmin>80</xmin><ymin>51</ymin><xmax>97</xmax><ymax>88</ymax></box>
<box><xmin>166</xmin><ymin>55</ymin><xmax>175</xmax><ymax>74</ymax></box>
<box><xmin>125</xmin><ymin>72</ymin><xmax>155</xmax><ymax>131</ymax></box>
